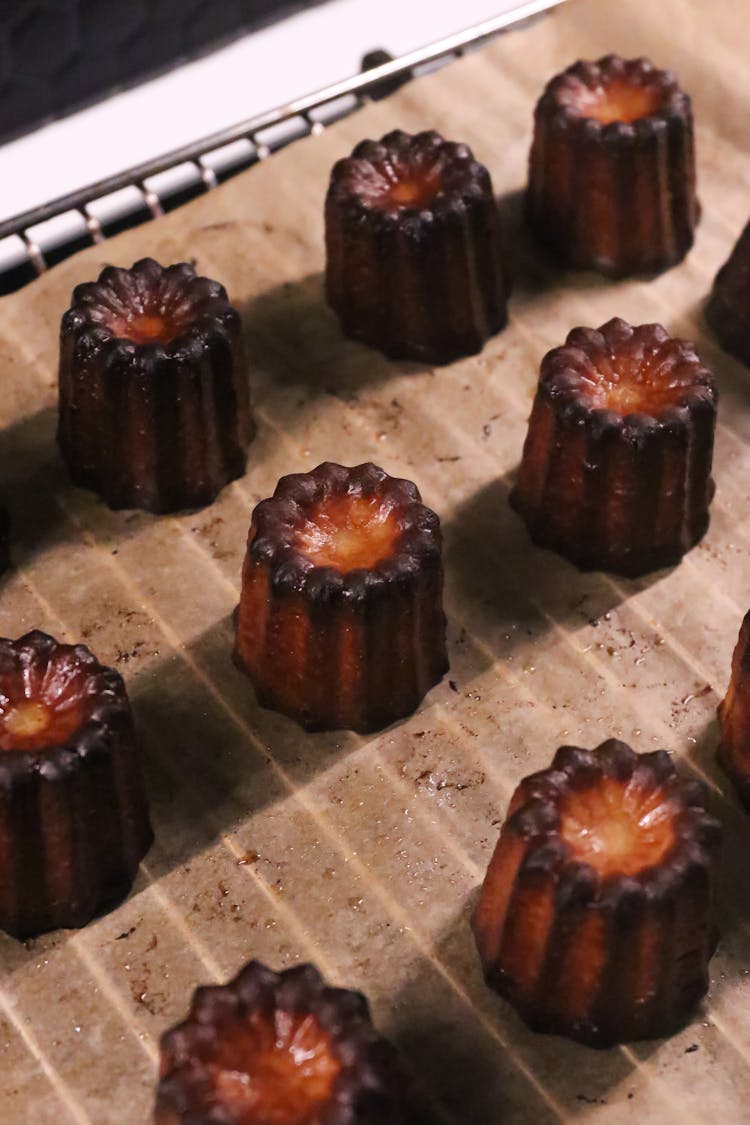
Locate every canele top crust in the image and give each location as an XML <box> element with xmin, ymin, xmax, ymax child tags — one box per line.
<box><xmin>0</xmin><ymin>630</ymin><xmax>130</xmax><ymax>755</ymax></box>
<box><xmin>327</xmin><ymin>129</ymin><xmax>493</xmax><ymax>222</ymax></box>
<box><xmin>539</xmin><ymin>318</ymin><xmax>716</xmax><ymax>428</ymax></box>
<box><xmin>247</xmin><ymin>462</ymin><xmax>442</xmax><ymax>598</ymax></box>
<box><xmin>61</xmin><ymin>257</ymin><xmax>240</xmax><ymax>358</ymax></box>
<box><xmin>157</xmin><ymin>961</ymin><xmax>404</xmax><ymax>1125</ymax></box>
<box><xmin>536</xmin><ymin>55</ymin><xmax>690</xmax><ymax>134</ymax></box>
<box><xmin>558</xmin><ymin>773</ymin><xmax>676</xmax><ymax>879</ymax></box>
<box><xmin>504</xmin><ymin>740</ymin><xmax>717</xmax><ymax>892</ymax></box>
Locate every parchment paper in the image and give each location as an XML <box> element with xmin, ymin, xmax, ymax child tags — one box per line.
<box><xmin>1</xmin><ymin>0</ymin><xmax>750</xmax><ymax>1120</ymax></box>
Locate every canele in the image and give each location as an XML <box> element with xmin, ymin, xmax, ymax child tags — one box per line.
<box><xmin>706</xmin><ymin>218</ymin><xmax>750</xmax><ymax>366</ymax></box>
<box><xmin>326</xmin><ymin>129</ymin><xmax>509</xmax><ymax>363</ymax></box>
<box><xmin>0</xmin><ymin>630</ymin><xmax>152</xmax><ymax>939</ymax></box>
<box><xmin>718</xmin><ymin>611</ymin><xmax>750</xmax><ymax>807</ymax></box>
<box><xmin>528</xmin><ymin>55</ymin><xmax>698</xmax><ymax>276</ymax></box>
<box><xmin>511</xmin><ymin>318</ymin><xmax>717</xmax><ymax>577</ymax></box>
<box><xmin>234</xmin><ymin>462</ymin><xmax>448</xmax><ymax>732</ymax></box>
<box><xmin>155</xmin><ymin>960</ymin><xmax>408</xmax><ymax>1124</ymax></box>
<box><xmin>58</xmin><ymin>257</ymin><xmax>254</xmax><ymax>513</ymax></box>
<box><xmin>473</xmin><ymin>740</ymin><xmax>720</xmax><ymax>1046</ymax></box>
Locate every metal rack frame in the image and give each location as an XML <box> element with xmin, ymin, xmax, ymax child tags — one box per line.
<box><xmin>0</xmin><ymin>0</ymin><xmax>565</xmax><ymax>293</ymax></box>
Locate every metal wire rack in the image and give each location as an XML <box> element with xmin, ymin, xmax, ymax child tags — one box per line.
<box><xmin>0</xmin><ymin>0</ymin><xmax>565</xmax><ymax>295</ymax></box>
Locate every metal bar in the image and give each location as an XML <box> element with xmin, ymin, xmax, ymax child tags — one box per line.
<box><xmin>138</xmin><ymin>183</ymin><xmax>164</xmax><ymax>220</ymax></box>
<box><xmin>195</xmin><ymin>159</ymin><xmax>219</xmax><ymax>191</ymax></box>
<box><xmin>81</xmin><ymin>207</ymin><xmax>104</xmax><ymax>244</ymax></box>
<box><xmin>20</xmin><ymin>231</ymin><xmax>46</xmax><ymax>276</ymax></box>
<box><xmin>0</xmin><ymin>0</ymin><xmax>566</xmax><ymax>242</ymax></box>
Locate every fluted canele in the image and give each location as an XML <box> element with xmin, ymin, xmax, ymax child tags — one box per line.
<box><xmin>0</xmin><ymin>631</ymin><xmax>152</xmax><ymax>939</ymax></box>
<box><xmin>510</xmin><ymin>318</ymin><xmax>717</xmax><ymax>577</ymax></box>
<box><xmin>718</xmin><ymin>610</ymin><xmax>750</xmax><ymax>807</ymax></box>
<box><xmin>58</xmin><ymin>257</ymin><xmax>254</xmax><ymax>513</ymax></box>
<box><xmin>156</xmin><ymin>960</ymin><xmax>409</xmax><ymax>1124</ymax></box>
<box><xmin>527</xmin><ymin>55</ymin><xmax>698</xmax><ymax>276</ymax></box>
<box><xmin>325</xmin><ymin>129</ymin><xmax>509</xmax><ymax>363</ymax></box>
<box><xmin>472</xmin><ymin>740</ymin><xmax>721</xmax><ymax>1047</ymax></box>
<box><xmin>233</xmin><ymin>462</ymin><xmax>448</xmax><ymax>732</ymax></box>
<box><xmin>706</xmin><ymin>219</ymin><xmax>750</xmax><ymax>365</ymax></box>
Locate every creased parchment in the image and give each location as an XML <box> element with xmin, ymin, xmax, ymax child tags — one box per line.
<box><xmin>1</xmin><ymin>1</ymin><xmax>749</xmax><ymax>1120</ymax></box>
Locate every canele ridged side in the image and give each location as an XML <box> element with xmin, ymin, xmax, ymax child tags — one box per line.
<box><xmin>706</xmin><ymin>219</ymin><xmax>750</xmax><ymax>365</ymax></box>
<box><xmin>0</xmin><ymin>631</ymin><xmax>152</xmax><ymax>939</ymax></box>
<box><xmin>510</xmin><ymin>319</ymin><xmax>717</xmax><ymax>577</ymax></box>
<box><xmin>233</xmin><ymin>462</ymin><xmax>448</xmax><ymax>733</ymax></box>
<box><xmin>718</xmin><ymin>610</ymin><xmax>750</xmax><ymax>807</ymax></box>
<box><xmin>325</xmin><ymin>129</ymin><xmax>509</xmax><ymax>363</ymax></box>
<box><xmin>527</xmin><ymin>55</ymin><xmax>698</xmax><ymax>276</ymax></box>
<box><xmin>156</xmin><ymin>961</ymin><xmax>408</xmax><ymax>1124</ymax></box>
<box><xmin>472</xmin><ymin>740</ymin><xmax>720</xmax><ymax>1047</ymax></box>
<box><xmin>58</xmin><ymin>257</ymin><xmax>254</xmax><ymax>513</ymax></box>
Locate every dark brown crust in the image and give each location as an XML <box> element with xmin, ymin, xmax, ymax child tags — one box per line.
<box><xmin>58</xmin><ymin>257</ymin><xmax>254</xmax><ymax>513</ymax></box>
<box><xmin>510</xmin><ymin>318</ymin><xmax>717</xmax><ymax>577</ymax></box>
<box><xmin>718</xmin><ymin>610</ymin><xmax>750</xmax><ymax>807</ymax></box>
<box><xmin>233</xmin><ymin>462</ymin><xmax>448</xmax><ymax>733</ymax></box>
<box><xmin>155</xmin><ymin>961</ymin><xmax>407</xmax><ymax>1124</ymax></box>
<box><xmin>325</xmin><ymin>129</ymin><xmax>509</xmax><ymax>363</ymax></box>
<box><xmin>706</xmin><ymin>219</ymin><xmax>750</xmax><ymax>365</ymax></box>
<box><xmin>527</xmin><ymin>55</ymin><xmax>698</xmax><ymax>276</ymax></box>
<box><xmin>0</xmin><ymin>630</ymin><xmax>152</xmax><ymax>939</ymax></box>
<box><xmin>472</xmin><ymin>739</ymin><xmax>721</xmax><ymax>1047</ymax></box>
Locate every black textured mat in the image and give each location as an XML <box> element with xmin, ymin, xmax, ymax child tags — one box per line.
<box><xmin>1</xmin><ymin>0</ymin><xmax>323</xmax><ymax>142</ymax></box>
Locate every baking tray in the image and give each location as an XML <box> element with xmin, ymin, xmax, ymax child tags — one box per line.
<box><xmin>2</xmin><ymin>0</ymin><xmax>750</xmax><ymax>1120</ymax></box>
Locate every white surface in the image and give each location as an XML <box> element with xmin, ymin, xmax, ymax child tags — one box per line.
<box><xmin>0</xmin><ymin>0</ymin><xmax>537</xmax><ymax>224</ymax></box>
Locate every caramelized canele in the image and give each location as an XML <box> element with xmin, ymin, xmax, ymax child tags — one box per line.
<box><xmin>233</xmin><ymin>462</ymin><xmax>448</xmax><ymax>732</ymax></box>
<box><xmin>155</xmin><ymin>961</ymin><xmax>407</xmax><ymax>1124</ymax></box>
<box><xmin>706</xmin><ymin>219</ymin><xmax>750</xmax><ymax>365</ymax></box>
<box><xmin>528</xmin><ymin>55</ymin><xmax>698</xmax><ymax>276</ymax></box>
<box><xmin>510</xmin><ymin>318</ymin><xmax>717</xmax><ymax>576</ymax></box>
<box><xmin>718</xmin><ymin>611</ymin><xmax>750</xmax><ymax>806</ymax></box>
<box><xmin>473</xmin><ymin>740</ymin><xmax>720</xmax><ymax>1046</ymax></box>
<box><xmin>0</xmin><ymin>631</ymin><xmax>152</xmax><ymax>939</ymax></box>
<box><xmin>58</xmin><ymin>257</ymin><xmax>254</xmax><ymax>513</ymax></box>
<box><xmin>326</xmin><ymin>129</ymin><xmax>509</xmax><ymax>363</ymax></box>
